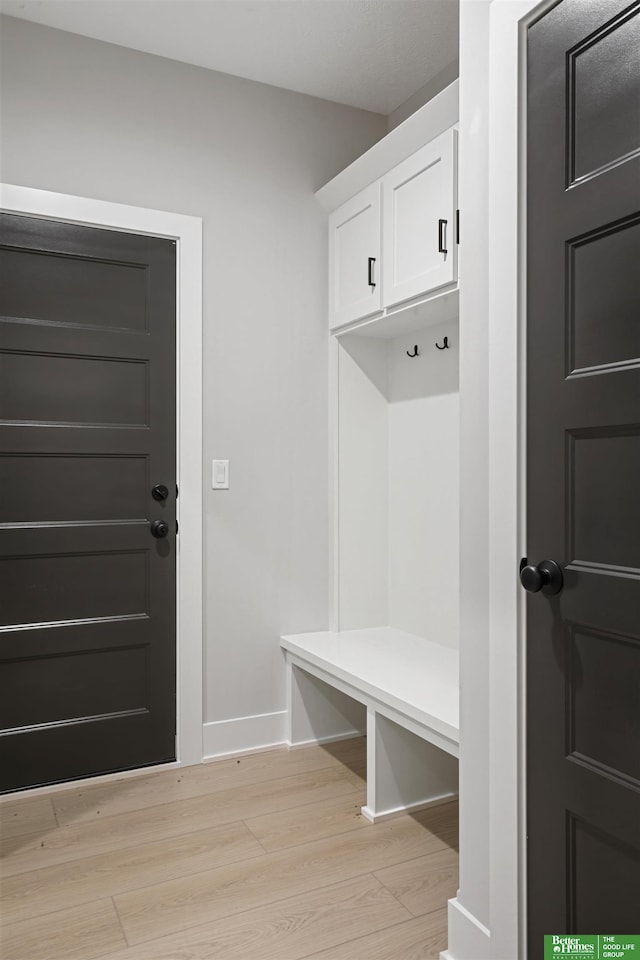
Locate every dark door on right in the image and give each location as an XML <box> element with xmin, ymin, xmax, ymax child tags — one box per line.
<box><xmin>526</xmin><ymin>0</ymin><xmax>640</xmax><ymax>952</ymax></box>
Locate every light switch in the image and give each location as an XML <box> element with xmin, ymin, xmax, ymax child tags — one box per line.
<box><xmin>212</xmin><ymin>459</ymin><xmax>229</xmax><ymax>489</ymax></box>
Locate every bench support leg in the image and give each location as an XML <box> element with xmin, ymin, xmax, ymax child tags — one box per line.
<box><xmin>362</xmin><ymin>708</ymin><xmax>458</xmax><ymax>822</ymax></box>
<box><xmin>286</xmin><ymin>661</ymin><xmax>366</xmax><ymax>747</ymax></box>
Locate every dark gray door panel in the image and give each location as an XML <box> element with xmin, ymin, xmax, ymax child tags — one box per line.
<box><xmin>0</xmin><ymin>213</ymin><xmax>177</xmax><ymax>792</ymax></box>
<box><xmin>526</xmin><ymin>0</ymin><xmax>640</xmax><ymax>951</ymax></box>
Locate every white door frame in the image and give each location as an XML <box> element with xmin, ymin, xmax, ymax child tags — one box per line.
<box><xmin>449</xmin><ymin>2</ymin><xmax>556</xmax><ymax>958</ymax></box>
<box><xmin>488</xmin><ymin>2</ymin><xmax>551</xmax><ymax>956</ymax></box>
<box><xmin>0</xmin><ymin>183</ymin><xmax>203</xmax><ymax>770</ymax></box>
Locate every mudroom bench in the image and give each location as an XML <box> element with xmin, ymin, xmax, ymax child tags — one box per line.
<box><xmin>281</xmin><ymin>627</ymin><xmax>459</xmax><ymax>822</ymax></box>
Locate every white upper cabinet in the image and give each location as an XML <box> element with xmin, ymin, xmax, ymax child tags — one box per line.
<box><xmin>319</xmin><ymin>83</ymin><xmax>459</xmax><ymax>334</ymax></box>
<box><xmin>382</xmin><ymin>128</ymin><xmax>457</xmax><ymax>309</ymax></box>
<box><xmin>329</xmin><ymin>182</ymin><xmax>381</xmax><ymax>330</ymax></box>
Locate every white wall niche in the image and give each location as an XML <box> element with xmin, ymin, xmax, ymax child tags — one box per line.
<box><xmin>336</xmin><ymin>315</ymin><xmax>460</xmax><ymax>650</ymax></box>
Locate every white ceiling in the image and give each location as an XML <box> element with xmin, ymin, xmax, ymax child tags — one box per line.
<box><xmin>0</xmin><ymin>0</ymin><xmax>459</xmax><ymax>115</ymax></box>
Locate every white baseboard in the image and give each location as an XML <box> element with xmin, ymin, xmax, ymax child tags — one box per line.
<box><xmin>202</xmin><ymin>711</ymin><xmax>287</xmax><ymax>759</ymax></box>
<box><xmin>442</xmin><ymin>896</ymin><xmax>492</xmax><ymax>960</ymax></box>
<box><xmin>361</xmin><ymin>792</ymin><xmax>457</xmax><ymax>824</ymax></box>
<box><xmin>286</xmin><ymin>729</ymin><xmax>365</xmax><ymax>749</ymax></box>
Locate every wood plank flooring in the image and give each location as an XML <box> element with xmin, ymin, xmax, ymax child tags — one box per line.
<box><xmin>0</xmin><ymin>738</ymin><xmax>458</xmax><ymax>960</ymax></box>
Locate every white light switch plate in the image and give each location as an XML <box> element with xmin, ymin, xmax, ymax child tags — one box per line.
<box><xmin>212</xmin><ymin>459</ymin><xmax>229</xmax><ymax>489</ymax></box>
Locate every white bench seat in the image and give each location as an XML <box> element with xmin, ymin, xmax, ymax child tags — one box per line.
<box><xmin>281</xmin><ymin>627</ymin><xmax>459</xmax><ymax>822</ymax></box>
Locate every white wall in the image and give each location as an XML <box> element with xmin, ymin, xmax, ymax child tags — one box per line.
<box><xmin>0</xmin><ymin>15</ymin><xmax>387</xmax><ymax>753</ymax></box>
<box><xmin>338</xmin><ymin>337</ymin><xmax>389</xmax><ymax>631</ymax></box>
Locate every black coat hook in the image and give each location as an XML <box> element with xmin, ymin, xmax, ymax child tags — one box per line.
<box><xmin>435</xmin><ymin>336</ymin><xmax>449</xmax><ymax>350</ymax></box>
<box><xmin>406</xmin><ymin>345</ymin><xmax>419</xmax><ymax>357</ymax></box>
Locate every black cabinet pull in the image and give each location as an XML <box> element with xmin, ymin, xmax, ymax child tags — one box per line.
<box><xmin>367</xmin><ymin>257</ymin><xmax>376</xmax><ymax>288</ymax></box>
<box><xmin>438</xmin><ymin>219</ymin><xmax>448</xmax><ymax>255</ymax></box>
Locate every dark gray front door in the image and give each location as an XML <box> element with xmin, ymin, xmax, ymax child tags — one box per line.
<box><xmin>0</xmin><ymin>214</ymin><xmax>177</xmax><ymax>792</ymax></box>
<box><xmin>525</xmin><ymin>0</ymin><xmax>640</xmax><ymax>951</ymax></box>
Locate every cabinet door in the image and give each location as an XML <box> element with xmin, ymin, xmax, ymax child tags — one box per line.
<box><xmin>329</xmin><ymin>183</ymin><xmax>381</xmax><ymax>329</ymax></box>
<box><xmin>382</xmin><ymin>128</ymin><xmax>457</xmax><ymax>308</ymax></box>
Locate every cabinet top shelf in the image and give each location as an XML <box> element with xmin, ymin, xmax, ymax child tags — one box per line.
<box><xmin>315</xmin><ymin>80</ymin><xmax>459</xmax><ymax>214</ymax></box>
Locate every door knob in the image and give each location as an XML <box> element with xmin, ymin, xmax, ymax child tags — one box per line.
<box><xmin>150</xmin><ymin>519</ymin><xmax>169</xmax><ymax>539</ymax></box>
<box><xmin>152</xmin><ymin>484</ymin><xmax>169</xmax><ymax>501</ymax></box>
<box><xmin>519</xmin><ymin>558</ymin><xmax>563</xmax><ymax>595</ymax></box>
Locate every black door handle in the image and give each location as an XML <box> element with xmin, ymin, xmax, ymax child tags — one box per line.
<box><xmin>151</xmin><ymin>519</ymin><xmax>169</xmax><ymax>539</ymax></box>
<box><xmin>368</xmin><ymin>257</ymin><xmax>376</xmax><ymax>288</ymax></box>
<box><xmin>152</xmin><ymin>484</ymin><xmax>169</xmax><ymax>501</ymax></box>
<box><xmin>438</xmin><ymin>219</ymin><xmax>448</xmax><ymax>255</ymax></box>
<box><xmin>519</xmin><ymin>558</ymin><xmax>563</xmax><ymax>595</ymax></box>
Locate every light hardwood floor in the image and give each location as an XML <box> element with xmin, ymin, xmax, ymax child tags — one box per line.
<box><xmin>0</xmin><ymin>738</ymin><xmax>458</xmax><ymax>960</ymax></box>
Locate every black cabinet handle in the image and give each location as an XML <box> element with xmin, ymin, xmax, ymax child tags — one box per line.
<box><xmin>438</xmin><ymin>219</ymin><xmax>448</xmax><ymax>255</ymax></box>
<box><xmin>368</xmin><ymin>257</ymin><xmax>376</xmax><ymax>288</ymax></box>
